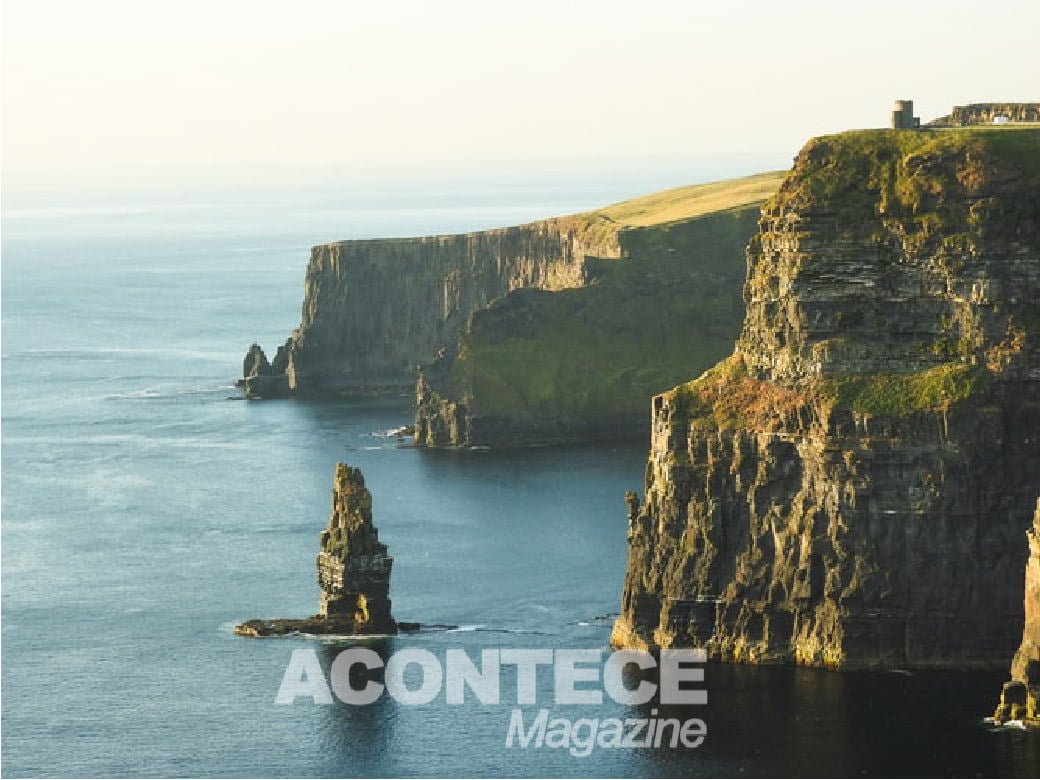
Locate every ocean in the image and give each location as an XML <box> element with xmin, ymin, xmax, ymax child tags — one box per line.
<box><xmin>2</xmin><ymin>168</ymin><xmax>1039</xmax><ymax>777</ymax></box>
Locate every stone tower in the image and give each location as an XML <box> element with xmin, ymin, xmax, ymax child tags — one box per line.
<box><xmin>890</xmin><ymin>99</ymin><xmax>920</xmax><ymax>129</ymax></box>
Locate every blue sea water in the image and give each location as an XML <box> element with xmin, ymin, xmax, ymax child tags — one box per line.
<box><xmin>3</xmin><ymin>171</ymin><xmax>1040</xmax><ymax>777</ymax></box>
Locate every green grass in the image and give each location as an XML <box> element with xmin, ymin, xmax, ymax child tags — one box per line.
<box><xmin>461</xmin><ymin>333</ymin><xmax>729</xmax><ymax>419</ymax></box>
<box><xmin>550</xmin><ymin>171</ymin><xmax>785</xmax><ymax>253</ymax></box>
<box><xmin>448</xmin><ymin>204</ymin><xmax>765</xmax><ymax>420</ymax></box>
<box><xmin>590</xmin><ymin>171</ymin><xmax>786</xmax><ymax>227</ymax></box>
<box><xmin>455</xmin><ymin>281</ymin><xmax>739</xmax><ymax>419</ymax></box>
<box><xmin>950</xmin><ymin>126</ymin><xmax>1040</xmax><ymax>177</ymax></box>
<box><xmin>770</xmin><ymin>127</ymin><xmax>1040</xmax><ymax>236</ymax></box>
<box><xmin>661</xmin><ymin>359</ymin><xmax>993</xmax><ymax>430</ymax></box>
<box><xmin>820</xmin><ymin>363</ymin><xmax>991</xmax><ymax>416</ymax></box>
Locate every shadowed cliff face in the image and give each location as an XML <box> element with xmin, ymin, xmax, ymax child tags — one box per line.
<box><xmin>614</xmin><ymin>128</ymin><xmax>1040</xmax><ymax>670</ymax></box>
<box><xmin>414</xmin><ymin>206</ymin><xmax>762</xmax><ymax>447</ymax></box>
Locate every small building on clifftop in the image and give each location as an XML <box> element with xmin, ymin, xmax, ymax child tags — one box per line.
<box><xmin>890</xmin><ymin>99</ymin><xmax>920</xmax><ymax>129</ymax></box>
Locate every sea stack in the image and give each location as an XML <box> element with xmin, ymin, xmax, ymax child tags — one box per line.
<box><xmin>236</xmin><ymin>342</ymin><xmax>291</xmax><ymax>399</ymax></box>
<box><xmin>994</xmin><ymin>499</ymin><xmax>1040</xmax><ymax>725</ymax></box>
<box><xmin>235</xmin><ymin>463</ymin><xmax>397</xmax><ymax>636</ymax></box>
<box><xmin>316</xmin><ymin>464</ymin><xmax>395</xmax><ymax>630</ymax></box>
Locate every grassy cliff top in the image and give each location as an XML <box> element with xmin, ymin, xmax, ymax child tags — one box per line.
<box><xmin>561</xmin><ymin>170</ymin><xmax>784</xmax><ymax>253</ymax></box>
<box><xmin>586</xmin><ymin>170</ymin><xmax>786</xmax><ymax>227</ymax></box>
<box><xmin>797</xmin><ymin>125</ymin><xmax>1040</xmax><ymax>174</ymax></box>
<box><xmin>323</xmin><ymin>170</ymin><xmax>784</xmax><ymax>252</ymax></box>
<box><xmin>769</xmin><ymin>126</ymin><xmax>1040</xmax><ymax>221</ymax></box>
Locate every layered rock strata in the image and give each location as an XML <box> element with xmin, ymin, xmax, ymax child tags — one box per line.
<box><xmin>235</xmin><ymin>463</ymin><xmax>398</xmax><ymax>636</ymax></box>
<box><xmin>614</xmin><ymin>128</ymin><xmax>1040</xmax><ymax>669</ymax></box>
<box><xmin>994</xmin><ymin>499</ymin><xmax>1040</xmax><ymax>725</ymax></box>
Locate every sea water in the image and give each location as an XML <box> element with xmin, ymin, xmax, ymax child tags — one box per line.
<box><xmin>3</xmin><ymin>170</ymin><xmax>1039</xmax><ymax>777</ymax></box>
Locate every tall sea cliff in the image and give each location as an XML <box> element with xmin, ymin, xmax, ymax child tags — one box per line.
<box><xmin>244</xmin><ymin>218</ymin><xmax>618</xmax><ymax>396</ymax></box>
<box><xmin>613</xmin><ymin>128</ymin><xmax>1040</xmax><ymax>669</ymax></box>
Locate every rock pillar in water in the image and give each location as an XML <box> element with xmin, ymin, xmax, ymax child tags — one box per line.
<box><xmin>316</xmin><ymin>463</ymin><xmax>396</xmax><ymax>633</ymax></box>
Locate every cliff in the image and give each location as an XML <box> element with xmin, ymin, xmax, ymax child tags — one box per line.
<box><xmin>241</xmin><ymin>212</ymin><xmax>625</xmax><ymax>396</ymax></box>
<box><xmin>613</xmin><ymin>128</ymin><xmax>1040</xmax><ymax>669</ymax></box>
<box><xmin>240</xmin><ymin>173</ymin><xmax>782</xmax><ymax>406</ymax></box>
<box><xmin>235</xmin><ymin>463</ymin><xmax>398</xmax><ymax>636</ymax></box>
<box><xmin>994</xmin><ymin>499</ymin><xmax>1040</xmax><ymax>725</ymax></box>
<box><xmin>414</xmin><ymin>173</ymin><xmax>784</xmax><ymax>446</ymax></box>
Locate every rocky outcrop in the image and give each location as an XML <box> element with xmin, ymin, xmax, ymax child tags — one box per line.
<box><xmin>414</xmin><ymin>175</ymin><xmax>783</xmax><ymax>447</ymax></box>
<box><xmin>236</xmin><ymin>342</ymin><xmax>291</xmax><ymax>399</ymax></box>
<box><xmin>929</xmin><ymin>103</ymin><xmax>1040</xmax><ymax>126</ymax></box>
<box><xmin>235</xmin><ymin>463</ymin><xmax>398</xmax><ymax>636</ymax></box>
<box><xmin>614</xmin><ymin>128</ymin><xmax>1040</xmax><ymax>669</ymax></box>
<box><xmin>243</xmin><ymin>343</ymin><xmax>272</xmax><ymax>378</ymax></box>
<box><xmin>242</xmin><ymin>218</ymin><xmax>624</xmax><ymax>396</ymax></box>
<box><xmin>994</xmin><ymin>499</ymin><xmax>1040</xmax><ymax>725</ymax></box>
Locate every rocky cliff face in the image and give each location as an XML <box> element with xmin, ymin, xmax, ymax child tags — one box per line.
<box><xmin>995</xmin><ymin>499</ymin><xmax>1040</xmax><ymax>724</ymax></box>
<box><xmin>243</xmin><ymin>219</ymin><xmax>622</xmax><ymax>397</ymax></box>
<box><xmin>414</xmin><ymin>175</ymin><xmax>784</xmax><ymax>447</ymax></box>
<box><xmin>613</xmin><ymin>128</ymin><xmax>1040</xmax><ymax>669</ymax></box>
<box><xmin>930</xmin><ymin>103</ymin><xmax>1040</xmax><ymax>126</ymax></box>
<box><xmin>235</xmin><ymin>463</ymin><xmax>397</xmax><ymax>636</ymax></box>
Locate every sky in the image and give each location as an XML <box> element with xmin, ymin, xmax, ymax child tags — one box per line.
<box><xmin>3</xmin><ymin>0</ymin><xmax>1039</xmax><ymax>178</ymax></box>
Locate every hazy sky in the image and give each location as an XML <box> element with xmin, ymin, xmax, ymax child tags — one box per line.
<box><xmin>3</xmin><ymin>0</ymin><xmax>1038</xmax><ymax>174</ymax></box>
